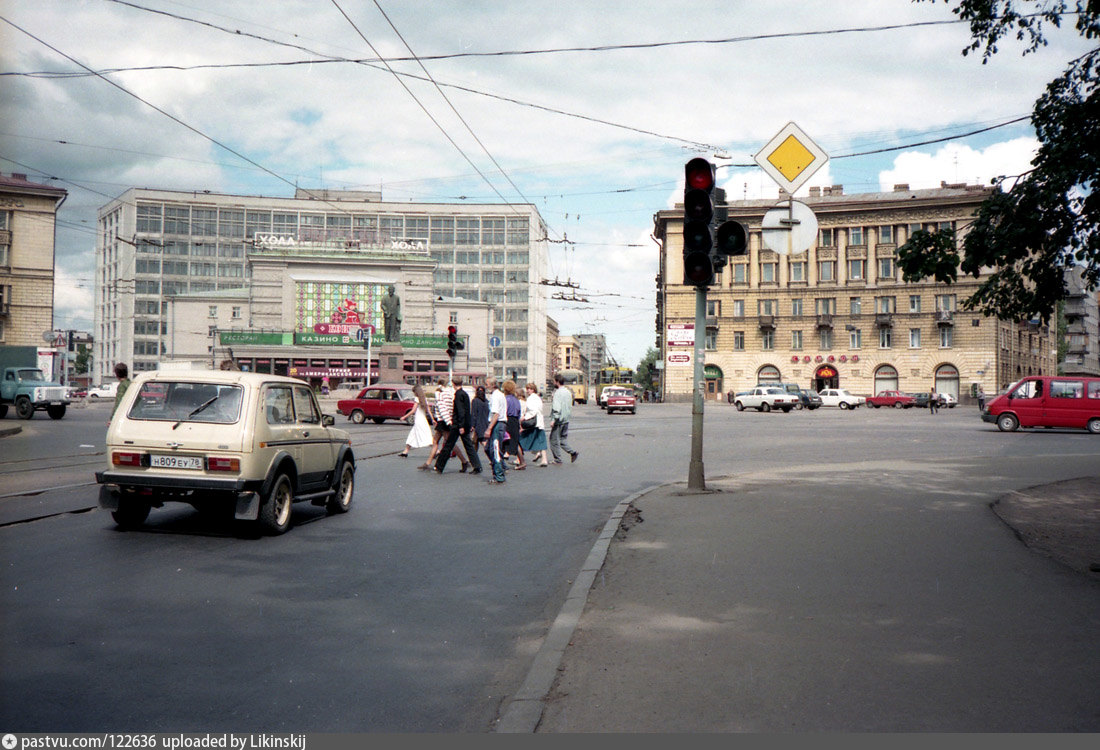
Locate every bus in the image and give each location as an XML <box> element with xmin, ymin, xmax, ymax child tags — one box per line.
<box><xmin>558</xmin><ymin>368</ymin><xmax>588</xmax><ymax>404</ymax></box>
<box><xmin>596</xmin><ymin>366</ymin><xmax>635</xmax><ymax>407</ymax></box>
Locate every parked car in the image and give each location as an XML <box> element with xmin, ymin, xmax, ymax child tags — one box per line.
<box><xmin>87</xmin><ymin>382</ymin><xmax>119</xmax><ymax>399</ymax></box>
<box><xmin>603</xmin><ymin>386</ymin><xmax>636</xmax><ymax>415</ymax></box>
<box><xmin>866</xmin><ymin>390</ymin><xmax>915</xmax><ymax>409</ymax></box>
<box><xmin>764</xmin><ymin>382</ymin><xmax>821</xmax><ymax>410</ymax></box>
<box><xmin>336</xmin><ymin>384</ymin><xmax>416</xmax><ymax>424</ymax></box>
<box><xmin>734</xmin><ymin>386</ymin><xmax>800</xmax><ymax>413</ymax></box>
<box><xmin>817</xmin><ymin>388</ymin><xmax>865</xmax><ymax>409</ymax></box>
<box><xmin>936</xmin><ymin>392</ymin><xmax>958</xmax><ymax>408</ymax></box>
<box><xmin>67</xmin><ymin>386</ymin><xmax>88</xmax><ymax>399</ymax></box>
<box><xmin>95</xmin><ymin>370</ymin><xmax>355</xmax><ymax>534</ymax></box>
<box><xmin>910</xmin><ymin>392</ymin><xmax>932</xmax><ymax>408</ymax></box>
<box><xmin>982</xmin><ymin>375</ymin><xmax>1100</xmax><ymax>433</ymax></box>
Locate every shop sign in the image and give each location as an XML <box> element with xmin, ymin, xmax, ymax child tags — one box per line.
<box><xmin>219</xmin><ymin>331</ymin><xmax>292</xmax><ymax>346</ymax></box>
<box><xmin>816</xmin><ymin>366</ymin><xmax>838</xmax><ymax>378</ymax></box>
<box><xmin>667</xmin><ymin>323</ymin><xmax>694</xmax><ymax>347</ymax></box>
<box><xmin>667</xmin><ymin>352</ymin><xmax>692</xmax><ymax>366</ymax></box>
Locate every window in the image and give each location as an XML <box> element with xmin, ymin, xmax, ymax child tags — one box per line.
<box><xmin>850</xmin><ymin>297</ymin><xmax>862</xmax><ymax>315</ymax></box>
<box><xmin>164</xmin><ymin>206</ymin><xmax>190</xmax><ymax>235</ymax></box>
<box><xmin>455</xmin><ymin>218</ymin><xmax>480</xmax><ymax>245</ymax></box>
<box><xmin>847</xmin><ymin>258</ymin><xmax>865</xmax><ymax>280</ymax></box>
<box><xmin>707</xmin><ymin>300</ymin><xmax>721</xmax><ymax>317</ymax></box>
<box><xmin>481</xmin><ymin>218</ymin><xmax>505</xmax><ymax>245</ymax></box>
<box><xmin>849</xmin><ymin>227</ymin><xmax>865</xmax><ymax>245</ymax></box>
<box><xmin>878</xmin><ymin>225</ymin><xmax>894</xmax><ymax>244</ymax></box>
<box><xmin>879</xmin><ymin>328</ymin><xmax>892</xmax><ymax>348</ymax></box>
<box><xmin>761</xmin><ymin>330</ymin><xmax>774</xmax><ymax>350</ymax></box>
<box><xmin>940</xmin><ymin>327</ymin><xmax>953</xmax><ymax>348</ymax></box>
<box><xmin>218</xmin><ymin>210</ymin><xmax>244</xmax><ymax>238</ymax></box>
<box><xmin>819</xmin><ymin>228</ymin><xmax>835</xmax><ymax>247</ymax></box>
<box><xmin>431</xmin><ymin>217</ymin><xmax>455</xmax><ymax>245</ymax></box>
<box><xmin>136</xmin><ymin>203</ymin><xmax>162</xmax><ymax>233</ymax></box>
<box><xmin>815</xmin><ymin>298</ymin><xmax>836</xmax><ymax>315</ymax></box>
<box><xmin>1051</xmin><ymin>380</ymin><xmax>1084</xmax><ymax>399</ymax></box>
<box><xmin>936</xmin><ymin>294</ymin><xmax>956</xmax><ymax>312</ymax></box>
<box><xmin>732</xmin><ymin>300</ymin><xmax>745</xmax><ymax>318</ymax></box>
<box><xmin>849</xmin><ymin>328</ymin><xmax>862</xmax><ymax>348</ymax></box>
<box><xmin>792</xmin><ymin>330</ymin><xmax>803</xmax><ymax>350</ymax></box>
<box><xmin>231</xmin><ymin>306</ymin><xmax>242</xmax><ymax>320</ymax></box>
<box><xmin>733</xmin><ymin>331</ymin><xmax>745</xmax><ymax>351</ymax></box>
<box><xmin>705</xmin><ymin>329</ymin><xmax>717</xmax><ymax>350</ymax></box>
<box><xmin>907</xmin><ymin>223</ymin><xmax>924</xmax><ymax>239</ymax></box>
<box><xmin>506</xmin><ymin>217</ymin><xmax>529</xmax><ymax>244</ymax></box>
<box><xmin>909</xmin><ymin>328</ymin><xmax>921</xmax><ymax>348</ymax></box>
<box><xmin>818</xmin><ymin>260</ymin><xmax>836</xmax><ymax>282</ymax></box>
<box><xmin>760</xmin><ymin>262</ymin><xmax>777</xmax><ymax>283</ymax></box>
<box><xmin>909</xmin><ymin>295</ymin><xmax>922</xmax><ymax>313</ymax></box>
<box><xmin>208</xmin><ymin>306</ymin><xmax>218</xmax><ymax>319</ymax></box>
<box><xmin>759</xmin><ymin>299</ymin><xmax>778</xmax><ymax>315</ymax></box>
<box><xmin>876</xmin><ymin>296</ymin><xmax>896</xmax><ymax>314</ymax></box>
<box><xmin>878</xmin><ymin>257</ymin><xmax>895</xmax><ymax>279</ymax></box>
<box><xmin>192</xmin><ymin>208</ymin><xmax>217</xmax><ymax>237</ymax></box>
<box><xmin>789</xmin><ymin>260</ymin><xmax>807</xmax><ymax>282</ymax></box>
<box><xmin>790</xmin><ymin>298</ymin><xmax>803</xmax><ymax>317</ymax></box>
<box><xmin>819</xmin><ymin>329</ymin><xmax>833</xmax><ymax>350</ymax></box>
<box><xmin>731</xmin><ymin>263</ymin><xmax>747</xmax><ymax>284</ymax></box>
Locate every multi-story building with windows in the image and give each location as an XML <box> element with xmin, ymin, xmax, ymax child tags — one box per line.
<box><xmin>0</xmin><ymin>173</ymin><xmax>67</xmax><ymax>345</ymax></box>
<box><xmin>573</xmin><ymin>333</ymin><xmax>607</xmax><ymax>387</ymax></box>
<box><xmin>95</xmin><ymin>187</ymin><xmax>548</xmax><ymax>385</ymax></box>
<box><xmin>1061</xmin><ymin>267</ymin><xmax>1100</xmax><ymax>376</ymax></box>
<box><xmin>654</xmin><ymin>182</ymin><xmax>1057</xmax><ymax>402</ymax></box>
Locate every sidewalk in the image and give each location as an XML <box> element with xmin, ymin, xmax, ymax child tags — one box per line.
<box><xmin>514</xmin><ymin>469</ymin><xmax>1100</xmax><ymax>732</ymax></box>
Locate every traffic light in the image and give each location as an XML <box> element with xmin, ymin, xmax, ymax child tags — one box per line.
<box><xmin>715</xmin><ymin>218</ymin><xmax>748</xmax><ymax>262</ymax></box>
<box><xmin>446</xmin><ymin>325</ymin><xmax>463</xmax><ymax>358</ymax></box>
<box><xmin>682</xmin><ymin>158</ymin><xmax>716</xmax><ymax>288</ymax></box>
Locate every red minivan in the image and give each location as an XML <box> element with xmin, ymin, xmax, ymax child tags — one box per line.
<box><xmin>982</xmin><ymin>375</ymin><xmax>1100</xmax><ymax>433</ymax></box>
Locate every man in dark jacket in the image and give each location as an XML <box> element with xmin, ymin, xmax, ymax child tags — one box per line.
<box><xmin>434</xmin><ymin>376</ymin><xmax>483</xmax><ymax>474</ymax></box>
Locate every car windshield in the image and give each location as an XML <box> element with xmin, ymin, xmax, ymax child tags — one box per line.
<box><xmin>14</xmin><ymin>369</ymin><xmax>46</xmax><ymax>382</ymax></box>
<box><xmin>127</xmin><ymin>381</ymin><xmax>244</xmax><ymax>423</ymax></box>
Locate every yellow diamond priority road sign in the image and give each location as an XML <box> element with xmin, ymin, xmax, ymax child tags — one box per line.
<box><xmin>754</xmin><ymin>122</ymin><xmax>829</xmax><ymax>195</ymax></box>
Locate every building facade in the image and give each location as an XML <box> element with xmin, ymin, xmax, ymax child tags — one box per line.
<box><xmin>573</xmin><ymin>333</ymin><xmax>607</xmax><ymax>387</ymax></box>
<box><xmin>654</xmin><ymin>182</ymin><xmax>1057</xmax><ymax>402</ymax></box>
<box><xmin>95</xmin><ymin>187</ymin><xmax>548</xmax><ymax>386</ymax></box>
<box><xmin>0</xmin><ymin>173</ymin><xmax>67</xmax><ymax>345</ymax></box>
<box><xmin>1061</xmin><ymin>267</ymin><xmax>1100</xmax><ymax>376</ymax></box>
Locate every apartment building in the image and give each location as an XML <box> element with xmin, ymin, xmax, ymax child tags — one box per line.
<box><xmin>654</xmin><ymin>182</ymin><xmax>1057</xmax><ymax>402</ymax></box>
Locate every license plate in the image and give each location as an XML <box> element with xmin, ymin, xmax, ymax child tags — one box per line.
<box><xmin>150</xmin><ymin>454</ymin><xmax>203</xmax><ymax>470</ymax></box>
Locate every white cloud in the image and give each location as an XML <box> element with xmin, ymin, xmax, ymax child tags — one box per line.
<box><xmin>878</xmin><ymin>139</ymin><xmax>1039</xmax><ymax>191</ymax></box>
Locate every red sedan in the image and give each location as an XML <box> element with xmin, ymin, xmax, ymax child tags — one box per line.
<box><xmin>866</xmin><ymin>390</ymin><xmax>915</xmax><ymax>409</ymax></box>
<box><xmin>336</xmin><ymin>384</ymin><xmax>416</xmax><ymax>424</ymax></box>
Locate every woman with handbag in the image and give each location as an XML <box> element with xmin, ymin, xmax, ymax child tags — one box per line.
<box><xmin>519</xmin><ymin>382</ymin><xmax>549</xmax><ymax>467</ymax></box>
<box><xmin>502</xmin><ymin>380</ymin><xmax>526</xmax><ymax>470</ymax></box>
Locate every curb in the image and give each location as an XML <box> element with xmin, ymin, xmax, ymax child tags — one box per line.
<box><xmin>493</xmin><ymin>481</ymin><xmax>670</xmax><ymax>733</ymax></box>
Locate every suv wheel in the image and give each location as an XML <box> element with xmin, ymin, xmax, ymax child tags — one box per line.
<box><xmin>112</xmin><ymin>496</ymin><xmax>150</xmax><ymax>530</ymax></box>
<box><xmin>327</xmin><ymin>460</ymin><xmax>354</xmax><ymax>514</ymax></box>
<box><xmin>260</xmin><ymin>474</ymin><xmax>294</xmax><ymax>535</ymax></box>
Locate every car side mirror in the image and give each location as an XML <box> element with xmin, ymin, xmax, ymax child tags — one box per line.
<box><xmin>323</xmin><ymin>414</ymin><xmax>335</xmax><ymax>426</ymax></box>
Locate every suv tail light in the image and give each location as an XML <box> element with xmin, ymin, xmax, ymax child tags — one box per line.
<box><xmin>206</xmin><ymin>456</ymin><xmax>240</xmax><ymax>472</ymax></box>
<box><xmin>112</xmin><ymin>451</ymin><xmax>144</xmax><ymax>467</ymax></box>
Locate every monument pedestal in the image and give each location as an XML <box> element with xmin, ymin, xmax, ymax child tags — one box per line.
<box><xmin>377</xmin><ymin>343</ymin><xmax>404</xmax><ymax>384</ymax></box>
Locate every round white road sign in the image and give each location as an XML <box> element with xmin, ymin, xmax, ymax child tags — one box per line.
<box><xmin>761</xmin><ymin>200</ymin><xmax>818</xmax><ymax>256</ymax></box>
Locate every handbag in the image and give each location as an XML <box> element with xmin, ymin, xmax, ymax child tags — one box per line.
<box><xmin>521</xmin><ymin>416</ymin><xmax>537</xmax><ymax>431</ymax></box>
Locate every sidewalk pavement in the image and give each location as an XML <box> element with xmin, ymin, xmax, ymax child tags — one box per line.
<box><xmin>500</xmin><ymin>469</ymin><xmax>1100</xmax><ymax>733</ymax></box>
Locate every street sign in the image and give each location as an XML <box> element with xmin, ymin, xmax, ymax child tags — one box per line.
<box><xmin>667</xmin><ymin>352</ymin><xmax>691</xmax><ymax>365</ymax></box>
<box><xmin>754</xmin><ymin>122</ymin><xmax>829</xmax><ymax>195</ymax></box>
<box><xmin>761</xmin><ymin>200</ymin><xmax>819</xmax><ymax>256</ymax></box>
<box><xmin>489</xmin><ymin>335</ymin><xmax>501</xmax><ymax>348</ymax></box>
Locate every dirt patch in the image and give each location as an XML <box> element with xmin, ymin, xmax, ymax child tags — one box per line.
<box><xmin>614</xmin><ymin>504</ymin><xmax>643</xmax><ymax>540</ymax></box>
<box><xmin>991</xmin><ymin>476</ymin><xmax>1100</xmax><ymax>579</ymax></box>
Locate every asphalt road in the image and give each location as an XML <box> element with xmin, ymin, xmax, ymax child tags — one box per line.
<box><xmin>2</xmin><ymin>400</ymin><xmax>1097</xmax><ymax>732</ymax></box>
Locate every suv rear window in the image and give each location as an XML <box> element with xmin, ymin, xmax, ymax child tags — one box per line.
<box><xmin>128</xmin><ymin>382</ymin><xmax>244</xmax><ymax>424</ymax></box>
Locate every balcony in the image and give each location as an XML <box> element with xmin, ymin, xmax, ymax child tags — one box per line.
<box><xmin>935</xmin><ymin>310</ymin><xmax>954</xmax><ymax>326</ymax></box>
<box><xmin>758</xmin><ymin>315</ymin><xmax>777</xmax><ymax>330</ymax></box>
<box><xmin>874</xmin><ymin>313</ymin><xmax>893</xmax><ymax>328</ymax></box>
<box><xmin>815</xmin><ymin>314</ymin><xmax>834</xmax><ymax>330</ymax></box>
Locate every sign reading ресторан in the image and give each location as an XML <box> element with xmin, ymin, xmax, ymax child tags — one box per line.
<box><xmin>253</xmin><ymin>233</ymin><xmax>428</xmax><ymax>252</ymax></box>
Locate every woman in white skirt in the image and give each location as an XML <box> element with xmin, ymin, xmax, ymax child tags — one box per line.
<box><xmin>399</xmin><ymin>384</ymin><xmax>435</xmax><ymax>459</ymax></box>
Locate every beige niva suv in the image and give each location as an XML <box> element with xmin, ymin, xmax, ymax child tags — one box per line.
<box><xmin>96</xmin><ymin>370</ymin><xmax>355</xmax><ymax>535</ymax></box>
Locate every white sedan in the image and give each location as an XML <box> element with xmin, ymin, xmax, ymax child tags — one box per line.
<box><xmin>818</xmin><ymin>388</ymin><xmax>866</xmax><ymax>409</ymax></box>
<box><xmin>734</xmin><ymin>387</ymin><xmax>800</xmax><ymax>413</ymax></box>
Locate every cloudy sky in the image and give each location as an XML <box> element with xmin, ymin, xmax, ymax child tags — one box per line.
<box><xmin>0</xmin><ymin>0</ymin><xmax>1090</xmax><ymax>367</ymax></box>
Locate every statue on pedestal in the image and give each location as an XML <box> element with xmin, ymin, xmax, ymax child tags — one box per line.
<box><xmin>381</xmin><ymin>284</ymin><xmax>402</xmax><ymax>344</ymax></box>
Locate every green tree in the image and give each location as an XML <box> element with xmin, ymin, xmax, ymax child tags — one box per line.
<box><xmin>898</xmin><ymin>0</ymin><xmax>1098</xmax><ymax>323</ymax></box>
<box><xmin>636</xmin><ymin>347</ymin><xmax>660</xmax><ymax>390</ymax></box>
<box><xmin>74</xmin><ymin>344</ymin><xmax>91</xmax><ymax>375</ymax></box>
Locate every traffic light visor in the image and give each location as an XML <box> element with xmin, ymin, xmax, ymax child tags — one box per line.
<box><xmin>684</xmin><ymin>158</ymin><xmax>715</xmax><ymax>191</ymax></box>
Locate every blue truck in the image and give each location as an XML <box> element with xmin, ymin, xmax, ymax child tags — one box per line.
<box><xmin>0</xmin><ymin>345</ymin><xmax>70</xmax><ymax>419</ymax></box>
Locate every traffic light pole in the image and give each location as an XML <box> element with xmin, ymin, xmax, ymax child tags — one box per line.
<box><xmin>688</xmin><ymin>285</ymin><xmax>706</xmax><ymax>490</ymax></box>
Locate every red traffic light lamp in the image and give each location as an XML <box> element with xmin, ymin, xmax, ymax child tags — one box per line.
<box><xmin>682</xmin><ymin>158</ymin><xmax>717</xmax><ymax>288</ymax></box>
